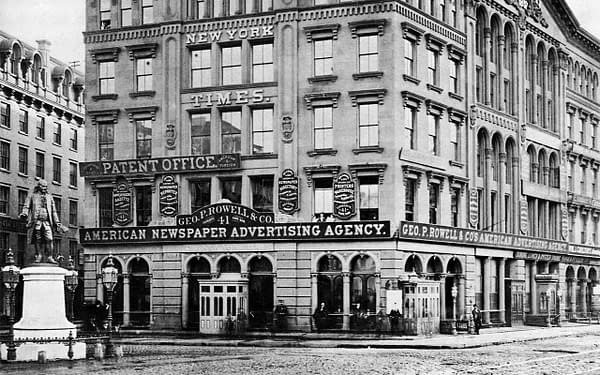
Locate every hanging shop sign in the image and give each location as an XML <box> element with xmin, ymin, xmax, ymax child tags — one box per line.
<box><xmin>80</xmin><ymin>154</ymin><xmax>240</xmax><ymax>177</ymax></box>
<box><xmin>520</xmin><ymin>198</ymin><xmax>529</xmax><ymax>235</ymax></box>
<box><xmin>185</xmin><ymin>25</ymin><xmax>274</xmax><ymax>44</ymax></box>
<box><xmin>177</xmin><ymin>202</ymin><xmax>275</xmax><ymax>226</ymax></box>
<box><xmin>469</xmin><ymin>188</ymin><xmax>478</xmax><ymax>228</ymax></box>
<box><xmin>278</xmin><ymin>169</ymin><xmax>299</xmax><ymax>215</ymax></box>
<box><xmin>333</xmin><ymin>173</ymin><xmax>355</xmax><ymax>219</ymax></box>
<box><xmin>399</xmin><ymin>221</ymin><xmax>568</xmax><ymax>254</ymax></box>
<box><xmin>560</xmin><ymin>205</ymin><xmax>569</xmax><ymax>241</ymax></box>
<box><xmin>113</xmin><ymin>183</ymin><xmax>132</xmax><ymax>226</ymax></box>
<box><xmin>159</xmin><ymin>175</ymin><xmax>179</xmax><ymax>217</ymax></box>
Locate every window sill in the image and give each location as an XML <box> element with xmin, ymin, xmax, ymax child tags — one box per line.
<box><xmin>241</xmin><ymin>153</ymin><xmax>278</xmax><ymax>160</ymax></box>
<box><xmin>307</xmin><ymin>149</ymin><xmax>338</xmax><ymax>157</ymax></box>
<box><xmin>0</xmin><ymin>125</ymin><xmax>10</xmax><ymax>130</ymax></box>
<box><xmin>35</xmin><ymin>137</ymin><xmax>45</xmax><ymax>142</ymax></box>
<box><xmin>92</xmin><ymin>94</ymin><xmax>118</xmax><ymax>101</ymax></box>
<box><xmin>18</xmin><ymin>131</ymin><xmax>29</xmax><ymax>136</ymax></box>
<box><xmin>308</xmin><ymin>75</ymin><xmax>338</xmax><ymax>83</ymax></box>
<box><xmin>426</xmin><ymin>84</ymin><xmax>443</xmax><ymax>94</ymax></box>
<box><xmin>69</xmin><ymin>148</ymin><xmax>78</xmax><ymax>153</ymax></box>
<box><xmin>352</xmin><ymin>146</ymin><xmax>384</xmax><ymax>154</ymax></box>
<box><xmin>69</xmin><ymin>185</ymin><xmax>78</xmax><ymax>190</ymax></box>
<box><xmin>129</xmin><ymin>91</ymin><xmax>156</xmax><ymax>98</ymax></box>
<box><xmin>0</xmin><ymin>168</ymin><xmax>9</xmax><ymax>174</ymax></box>
<box><xmin>448</xmin><ymin>92</ymin><xmax>464</xmax><ymax>101</ymax></box>
<box><xmin>449</xmin><ymin>160</ymin><xmax>464</xmax><ymax>168</ymax></box>
<box><xmin>53</xmin><ymin>142</ymin><xmax>62</xmax><ymax>147</ymax></box>
<box><xmin>52</xmin><ymin>181</ymin><xmax>61</xmax><ymax>186</ymax></box>
<box><xmin>403</xmin><ymin>74</ymin><xmax>420</xmax><ymax>85</ymax></box>
<box><xmin>18</xmin><ymin>172</ymin><xmax>29</xmax><ymax>178</ymax></box>
<box><xmin>352</xmin><ymin>71</ymin><xmax>383</xmax><ymax>80</ymax></box>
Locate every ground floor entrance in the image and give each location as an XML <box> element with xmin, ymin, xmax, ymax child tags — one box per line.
<box><xmin>198</xmin><ymin>278</ymin><xmax>248</xmax><ymax>334</ymax></box>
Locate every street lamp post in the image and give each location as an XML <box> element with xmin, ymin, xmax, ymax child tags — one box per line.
<box><xmin>557</xmin><ymin>287</ymin><xmax>563</xmax><ymax>327</ymax></box>
<box><xmin>2</xmin><ymin>249</ymin><xmax>20</xmax><ymax>361</ymax></box>
<box><xmin>101</xmin><ymin>255</ymin><xmax>119</xmax><ymax>359</ymax></box>
<box><xmin>65</xmin><ymin>257</ymin><xmax>79</xmax><ymax>322</ymax></box>
<box><xmin>451</xmin><ymin>282</ymin><xmax>458</xmax><ymax>335</ymax></box>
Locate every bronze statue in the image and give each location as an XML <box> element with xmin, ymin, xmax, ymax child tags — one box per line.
<box><xmin>19</xmin><ymin>179</ymin><xmax>67</xmax><ymax>264</ymax></box>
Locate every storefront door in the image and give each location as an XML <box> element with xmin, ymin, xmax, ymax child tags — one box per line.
<box><xmin>505</xmin><ymin>279</ymin><xmax>524</xmax><ymax>325</ymax></box>
<box><xmin>198</xmin><ymin>280</ymin><xmax>248</xmax><ymax>334</ymax></box>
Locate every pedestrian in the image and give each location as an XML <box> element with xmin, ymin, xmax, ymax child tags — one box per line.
<box><xmin>389</xmin><ymin>302</ymin><xmax>401</xmax><ymax>335</ymax></box>
<box><xmin>313</xmin><ymin>302</ymin><xmax>328</xmax><ymax>332</ymax></box>
<box><xmin>472</xmin><ymin>303</ymin><xmax>482</xmax><ymax>335</ymax></box>
<box><xmin>376</xmin><ymin>308</ymin><xmax>387</xmax><ymax>335</ymax></box>
<box><xmin>273</xmin><ymin>299</ymin><xmax>289</xmax><ymax>332</ymax></box>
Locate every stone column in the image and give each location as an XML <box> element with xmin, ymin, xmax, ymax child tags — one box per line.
<box><xmin>530</xmin><ymin>261</ymin><xmax>538</xmax><ymax>314</ymax></box>
<box><xmin>499</xmin><ymin>153</ymin><xmax>507</xmax><ymax>231</ymax></box>
<box><xmin>498</xmin><ymin>258</ymin><xmax>506</xmax><ymax>324</ymax></box>
<box><xmin>531</xmin><ymin>57</ymin><xmax>539</xmax><ymax>124</ymax></box>
<box><xmin>582</xmin><ymin>279</ymin><xmax>588</xmax><ymax>315</ymax></box>
<box><xmin>123</xmin><ymin>274</ymin><xmax>130</xmax><ymax>327</ymax></box>
<box><xmin>570</xmin><ymin>278</ymin><xmax>577</xmax><ymax>315</ymax></box>
<box><xmin>483</xmin><ymin>257</ymin><xmax>491</xmax><ymax>324</ymax></box>
<box><xmin>148</xmin><ymin>276</ymin><xmax>154</xmax><ymax>325</ymax></box>
<box><xmin>440</xmin><ymin>276</ymin><xmax>447</xmax><ymax>320</ymax></box>
<box><xmin>310</xmin><ymin>273</ymin><xmax>318</xmax><ymax>330</ymax></box>
<box><xmin>458</xmin><ymin>276</ymin><xmax>466</xmax><ymax>320</ymax></box>
<box><xmin>511</xmin><ymin>42</ymin><xmax>519</xmax><ymax>115</ymax></box>
<box><xmin>498</xmin><ymin>35</ymin><xmax>505</xmax><ymax>111</ymax></box>
<box><xmin>343</xmin><ymin>272</ymin><xmax>351</xmax><ymax>330</ymax></box>
<box><xmin>375</xmin><ymin>273</ymin><xmax>381</xmax><ymax>312</ymax></box>
<box><xmin>181</xmin><ymin>273</ymin><xmax>189</xmax><ymax>329</ymax></box>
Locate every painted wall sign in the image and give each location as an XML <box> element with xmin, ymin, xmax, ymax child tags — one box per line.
<box><xmin>81</xmin><ymin>221</ymin><xmax>391</xmax><ymax>244</ymax></box>
<box><xmin>278</xmin><ymin>169</ymin><xmax>299</xmax><ymax>214</ymax></box>
<box><xmin>399</xmin><ymin>221</ymin><xmax>568</xmax><ymax>254</ymax></box>
<box><xmin>177</xmin><ymin>202</ymin><xmax>274</xmax><ymax>226</ymax></box>
<box><xmin>520</xmin><ymin>198</ymin><xmax>529</xmax><ymax>234</ymax></box>
<box><xmin>190</xmin><ymin>90</ymin><xmax>267</xmax><ymax>108</ymax></box>
<box><xmin>514</xmin><ymin>251</ymin><xmax>590</xmax><ymax>265</ymax></box>
<box><xmin>159</xmin><ymin>175</ymin><xmax>179</xmax><ymax>217</ymax></box>
<box><xmin>113</xmin><ymin>183</ymin><xmax>132</xmax><ymax>226</ymax></box>
<box><xmin>333</xmin><ymin>173</ymin><xmax>355</xmax><ymax>219</ymax></box>
<box><xmin>185</xmin><ymin>25</ymin><xmax>274</xmax><ymax>44</ymax></box>
<box><xmin>469</xmin><ymin>188</ymin><xmax>478</xmax><ymax>228</ymax></box>
<box><xmin>80</xmin><ymin>154</ymin><xmax>240</xmax><ymax>177</ymax></box>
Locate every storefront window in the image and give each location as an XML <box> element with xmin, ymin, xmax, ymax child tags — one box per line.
<box><xmin>350</xmin><ymin>255</ymin><xmax>376</xmax><ymax>313</ymax></box>
<box><xmin>191</xmin><ymin>180</ymin><xmax>211</xmax><ymax>212</ymax></box>
<box><xmin>221</xmin><ymin>178</ymin><xmax>241</xmax><ymax>203</ymax></box>
<box><xmin>251</xmin><ymin>176</ymin><xmax>273</xmax><ymax>213</ymax></box>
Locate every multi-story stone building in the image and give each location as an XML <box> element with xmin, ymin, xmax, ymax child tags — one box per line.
<box><xmin>80</xmin><ymin>0</ymin><xmax>600</xmax><ymax>333</ymax></box>
<box><xmin>0</xmin><ymin>30</ymin><xmax>85</xmax><ymax>316</ymax></box>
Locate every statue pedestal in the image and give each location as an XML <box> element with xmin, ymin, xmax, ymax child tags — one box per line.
<box><xmin>0</xmin><ymin>265</ymin><xmax>86</xmax><ymax>361</ymax></box>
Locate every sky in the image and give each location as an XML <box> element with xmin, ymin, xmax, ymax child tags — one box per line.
<box><xmin>0</xmin><ymin>0</ymin><xmax>598</xmax><ymax>67</ymax></box>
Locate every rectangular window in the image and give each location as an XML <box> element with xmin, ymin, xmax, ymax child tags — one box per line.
<box><xmin>504</xmin><ymin>194</ymin><xmax>512</xmax><ymax>233</ymax></box>
<box><xmin>314</xmin><ymin>178</ymin><xmax>333</xmax><ymax>220</ymax></box>
<box><xmin>36</xmin><ymin>116</ymin><xmax>45</xmax><ymax>139</ymax></box>
<box><xmin>121</xmin><ymin>0</ymin><xmax>132</xmax><ymax>26</ymax></box>
<box><xmin>191</xmin><ymin>112</ymin><xmax>211</xmax><ymax>155</ymax></box>
<box><xmin>0</xmin><ymin>141</ymin><xmax>9</xmax><ymax>170</ymax></box>
<box><xmin>428</xmin><ymin>50</ymin><xmax>438</xmax><ymax>86</ymax></box>
<box><xmin>451</xmin><ymin>187</ymin><xmax>460</xmax><ymax>227</ymax></box>
<box><xmin>69</xmin><ymin>162</ymin><xmax>78</xmax><ymax>187</ymax></box>
<box><xmin>405</xmin><ymin>106</ymin><xmax>416</xmax><ymax>150</ymax></box>
<box><xmin>428</xmin><ymin>114</ymin><xmax>439</xmax><ymax>155</ymax></box>
<box><xmin>35</xmin><ymin>152</ymin><xmax>44</xmax><ymax>178</ymax></box>
<box><xmin>52</xmin><ymin>157</ymin><xmax>61</xmax><ymax>184</ymax></box>
<box><xmin>314</xmin><ymin>106</ymin><xmax>333</xmax><ymax>150</ymax></box>
<box><xmin>191</xmin><ymin>180</ymin><xmax>211</xmax><ymax>212</ymax></box>
<box><xmin>429</xmin><ymin>184</ymin><xmax>439</xmax><ymax>224</ymax></box>
<box><xmin>358</xmin><ymin>103</ymin><xmax>378</xmax><ymax>148</ymax></box>
<box><xmin>100</xmin><ymin>0</ymin><xmax>111</xmax><ymax>29</ymax></box>
<box><xmin>227</xmin><ymin>0</ymin><xmax>238</xmax><ymax>16</ymax></box>
<box><xmin>70</xmin><ymin>128</ymin><xmax>78</xmax><ymax>150</ymax></box>
<box><xmin>439</xmin><ymin>0</ymin><xmax>445</xmax><ymax>22</ymax></box>
<box><xmin>221</xmin><ymin>110</ymin><xmax>241</xmax><ymax>153</ymax></box>
<box><xmin>504</xmin><ymin>79</ymin><xmax>511</xmax><ymax>113</ymax></box>
<box><xmin>477</xmin><ymin>189</ymin><xmax>483</xmax><ymax>230</ymax></box>
<box><xmin>18</xmin><ymin>189</ymin><xmax>27</xmax><ymax>214</ymax></box>
<box><xmin>569</xmin><ymin>161</ymin><xmax>574</xmax><ymax>191</ymax></box>
<box><xmin>221</xmin><ymin>178</ymin><xmax>242</xmax><ymax>203</ymax></box>
<box><xmin>54</xmin><ymin>196</ymin><xmax>62</xmax><ymax>222</ymax></box>
<box><xmin>136</xmin><ymin>119</ymin><xmax>152</xmax><ymax>158</ymax></box>
<box><xmin>314</xmin><ymin>39</ymin><xmax>333</xmax><ymax>76</ymax></box>
<box><xmin>594</xmin><ymin>170</ymin><xmax>598</xmax><ymax>198</ymax></box>
<box><xmin>450</xmin><ymin>61</ymin><xmax>459</xmax><ymax>94</ymax></box>
<box><xmin>98</xmin><ymin>187</ymin><xmax>113</xmax><ymax>227</ymax></box>
<box><xmin>99</xmin><ymin>61</ymin><xmax>115</xmax><ymax>94</ymax></box>
<box><xmin>490</xmin><ymin>73</ymin><xmax>496</xmax><ymax>108</ymax></box>
<box><xmin>582</xmin><ymin>218</ymin><xmax>587</xmax><ymax>244</ymax></box>
<box><xmin>593</xmin><ymin>123</ymin><xmax>598</xmax><ymax>150</ymax></box>
<box><xmin>136</xmin><ymin>58</ymin><xmax>153</xmax><ymax>91</ymax></box>
<box><xmin>581</xmin><ymin>166</ymin><xmax>587</xmax><ymax>194</ymax></box>
<box><xmin>19</xmin><ymin>147</ymin><xmax>29</xmax><ymax>175</ymax></box>
<box><xmin>197</xmin><ymin>0</ymin><xmax>206</xmax><ymax>18</ymax></box>
<box><xmin>53</xmin><ymin>122</ymin><xmax>61</xmax><ymax>145</ymax></box>
<box><xmin>451</xmin><ymin>121</ymin><xmax>460</xmax><ymax>161</ymax></box>
<box><xmin>252</xmin><ymin>108</ymin><xmax>273</xmax><ymax>154</ymax></box>
<box><xmin>98</xmin><ymin>122</ymin><xmax>114</xmax><ymax>161</ymax></box>
<box><xmin>221</xmin><ymin>45</ymin><xmax>242</xmax><ymax>85</ymax></box>
<box><xmin>1</xmin><ymin>102</ymin><xmax>10</xmax><ymax>128</ymax></box>
<box><xmin>19</xmin><ymin>109</ymin><xmax>28</xmax><ymax>134</ymax></box>
<box><xmin>568</xmin><ymin>113</ymin><xmax>574</xmax><ymax>139</ymax></box>
<box><xmin>142</xmin><ymin>0</ymin><xmax>153</xmax><ymax>24</ymax></box>
<box><xmin>191</xmin><ymin>49</ymin><xmax>211</xmax><ymax>87</ymax></box>
<box><xmin>429</xmin><ymin>0</ymin><xmax>436</xmax><ymax>16</ymax></box>
<box><xmin>580</xmin><ymin>117</ymin><xmax>586</xmax><ymax>145</ymax></box>
<box><xmin>451</xmin><ymin>0</ymin><xmax>457</xmax><ymax>27</ymax></box>
<box><xmin>136</xmin><ymin>186</ymin><xmax>152</xmax><ymax>226</ymax></box>
<box><xmin>491</xmin><ymin>191</ymin><xmax>498</xmax><ymax>231</ymax></box>
<box><xmin>252</xmin><ymin>43</ymin><xmax>273</xmax><ymax>83</ymax></box>
<box><xmin>404</xmin><ymin>39</ymin><xmax>415</xmax><ymax>77</ymax></box>
<box><xmin>0</xmin><ymin>186</ymin><xmax>8</xmax><ymax>215</ymax></box>
<box><xmin>476</xmin><ymin>67</ymin><xmax>483</xmax><ymax>103</ymax></box>
<box><xmin>359</xmin><ymin>176</ymin><xmax>379</xmax><ymax>220</ymax></box>
<box><xmin>536</xmin><ymin>94</ymin><xmax>543</xmax><ymax>125</ymax></box>
<box><xmin>69</xmin><ymin>200</ymin><xmax>78</xmax><ymax>226</ymax></box>
<box><xmin>405</xmin><ymin>179</ymin><xmax>415</xmax><ymax>221</ymax></box>
<box><xmin>251</xmin><ymin>176</ymin><xmax>274</xmax><ymax>213</ymax></box>
<box><xmin>358</xmin><ymin>35</ymin><xmax>378</xmax><ymax>73</ymax></box>
<box><xmin>261</xmin><ymin>0</ymin><xmax>272</xmax><ymax>11</ymax></box>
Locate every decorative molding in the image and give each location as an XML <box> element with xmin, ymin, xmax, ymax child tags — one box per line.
<box><xmin>447</xmin><ymin>44</ymin><xmax>466</xmax><ymax>63</ymax></box>
<box><xmin>348</xmin><ymin>88</ymin><xmax>387</xmax><ymax>106</ymax></box>
<box><xmin>348</xmin><ymin>163</ymin><xmax>387</xmax><ymax>184</ymax></box>
<box><xmin>348</xmin><ymin>19</ymin><xmax>387</xmax><ymax>38</ymax></box>
<box><xmin>308</xmin><ymin>75</ymin><xmax>338</xmax><ymax>84</ymax></box>
<box><xmin>425</xmin><ymin>33</ymin><xmax>447</xmax><ymax>53</ymax></box>
<box><xmin>303</xmin><ymin>92</ymin><xmax>341</xmax><ymax>110</ymax></box>
<box><xmin>124</xmin><ymin>106</ymin><xmax>159</xmax><ymax>122</ymax></box>
<box><xmin>401</xmin><ymin>21</ymin><xmax>425</xmax><ymax>44</ymax></box>
<box><xmin>303</xmin><ymin>24</ymin><xmax>341</xmax><ymax>42</ymax></box>
<box><xmin>401</xmin><ymin>90</ymin><xmax>425</xmax><ymax>110</ymax></box>
<box><xmin>126</xmin><ymin>43</ymin><xmax>158</xmax><ymax>60</ymax></box>
<box><xmin>303</xmin><ymin>164</ymin><xmax>341</xmax><ymax>187</ymax></box>
<box><xmin>88</xmin><ymin>109</ymin><xmax>120</xmax><ymax>126</ymax></box>
<box><xmin>425</xmin><ymin>99</ymin><xmax>447</xmax><ymax>117</ymax></box>
<box><xmin>448</xmin><ymin>107</ymin><xmax>467</xmax><ymax>124</ymax></box>
<box><xmin>89</xmin><ymin>47</ymin><xmax>120</xmax><ymax>63</ymax></box>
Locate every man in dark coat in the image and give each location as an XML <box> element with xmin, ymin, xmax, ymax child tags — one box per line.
<box><xmin>273</xmin><ymin>299</ymin><xmax>289</xmax><ymax>332</ymax></box>
<box><xmin>472</xmin><ymin>303</ymin><xmax>482</xmax><ymax>335</ymax></box>
<box><xmin>313</xmin><ymin>302</ymin><xmax>328</xmax><ymax>331</ymax></box>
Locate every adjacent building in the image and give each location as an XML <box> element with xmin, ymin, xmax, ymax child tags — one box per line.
<box><xmin>81</xmin><ymin>0</ymin><xmax>600</xmax><ymax>333</ymax></box>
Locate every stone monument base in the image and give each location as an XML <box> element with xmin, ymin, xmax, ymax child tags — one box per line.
<box><xmin>0</xmin><ymin>341</ymin><xmax>86</xmax><ymax>361</ymax></box>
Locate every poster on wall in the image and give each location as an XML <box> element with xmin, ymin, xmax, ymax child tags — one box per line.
<box><xmin>469</xmin><ymin>188</ymin><xmax>478</xmax><ymax>228</ymax></box>
<box><xmin>159</xmin><ymin>175</ymin><xmax>179</xmax><ymax>217</ymax></box>
<box><xmin>333</xmin><ymin>173</ymin><xmax>355</xmax><ymax>219</ymax></box>
<box><xmin>113</xmin><ymin>182</ymin><xmax>132</xmax><ymax>226</ymax></box>
<box><xmin>278</xmin><ymin>169</ymin><xmax>299</xmax><ymax>214</ymax></box>
<box><xmin>386</xmin><ymin>289</ymin><xmax>403</xmax><ymax>315</ymax></box>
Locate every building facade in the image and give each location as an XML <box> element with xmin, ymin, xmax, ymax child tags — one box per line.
<box><xmin>0</xmin><ymin>31</ymin><xmax>86</xmax><ymax>317</ymax></box>
<box><xmin>81</xmin><ymin>0</ymin><xmax>600</xmax><ymax>333</ymax></box>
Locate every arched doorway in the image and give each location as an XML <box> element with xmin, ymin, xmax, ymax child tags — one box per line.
<box><xmin>101</xmin><ymin>257</ymin><xmax>123</xmax><ymax>326</ymax></box>
<box><xmin>317</xmin><ymin>255</ymin><xmax>343</xmax><ymax>329</ymax></box>
<box><xmin>187</xmin><ymin>256</ymin><xmax>211</xmax><ymax>329</ymax></box>
<box><xmin>405</xmin><ymin>254</ymin><xmax>423</xmax><ymax>275</ymax></box>
<box><xmin>350</xmin><ymin>255</ymin><xmax>377</xmax><ymax>313</ymax></box>
<box><xmin>445</xmin><ymin>258</ymin><xmax>463</xmax><ymax>320</ymax></box>
<box><xmin>589</xmin><ymin>268</ymin><xmax>597</xmax><ymax>314</ymax></box>
<box><xmin>129</xmin><ymin>257</ymin><xmax>151</xmax><ymax>326</ymax></box>
<box><xmin>248</xmin><ymin>256</ymin><xmax>274</xmax><ymax>330</ymax></box>
<box><xmin>566</xmin><ymin>266</ymin><xmax>575</xmax><ymax>318</ymax></box>
<box><xmin>577</xmin><ymin>266</ymin><xmax>587</xmax><ymax>315</ymax></box>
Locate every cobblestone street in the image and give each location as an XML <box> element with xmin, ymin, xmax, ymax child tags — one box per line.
<box><xmin>3</xmin><ymin>332</ymin><xmax>600</xmax><ymax>375</ymax></box>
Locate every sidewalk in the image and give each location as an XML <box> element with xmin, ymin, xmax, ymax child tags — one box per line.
<box><xmin>114</xmin><ymin>322</ymin><xmax>600</xmax><ymax>350</ymax></box>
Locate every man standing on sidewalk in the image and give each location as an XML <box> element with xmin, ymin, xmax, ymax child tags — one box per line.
<box><xmin>472</xmin><ymin>304</ymin><xmax>482</xmax><ymax>335</ymax></box>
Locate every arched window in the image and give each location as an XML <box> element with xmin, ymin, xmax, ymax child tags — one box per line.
<box><xmin>490</xmin><ymin>17</ymin><xmax>500</xmax><ymax>64</ymax></box>
<box><xmin>218</xmin><ymin>257</ymin><xmax>241</xmax><ymax>273</ymax></box>
<box><xmin>538</xmin><ymin>150</ymin><xmax>547</xmax><ymax>185</ymax></box>
<box><xmin>317</xmin><ymin>255</ymin><xmax>343</xmax><ymax>324</ymax></box>
<box><xmin>475</xmin><ymin>8</ymin><xmax>486</xmax><ymax>58</ymax></box>
<box><xmin>350</xmin><ymin>255</ymin><xmax>377</xmax><ymax>313</ymax></box>
<box><xmin>505</xmin><ymin>139</ymin><xmax>515</xmax><ymax>184</ymax></box>
<box><xmin>32</xmin><ymin>54</ymin><xmax>42</xmax><ymax>85</ymax></box>
<box><xmin>525</xmin><ymin>37</ymin><xmax>535</xmax><ymax>123</ymax></box>
<box><xmin>129</xmin><ymin>257</ymin><xmax>151</xmax><ymax>326</ymax></box>
<box><xmin>63</xmin><ymin>69</ymin><xmax>72</xmax><ymax>100</ymax></box>
<box><xmin>549</xmin><ymin>153</ymin><xmax>559</xmax><ymax>188</ymax></box>
<box><xmin>11</xmin><ymin>43</ymin><xmax>21</xmax><ymax>76</ymax></box>
<box><xmin>528</xmin><ymin>146</ymin><xmax>537</xmax><ymax>183</ymax></box>
<box><xmin>491</xmin><ymin>135</ymin><xmax>501</xmax><ymax>182</ymax></box>
<box><xmin>405</xmin><ymin>254</ymin><xmax>423</xmax><ymax>274</ymax></box>
<box><xmin>187</xmin><ymin>256</ymin><xmax>211</xmax><ymax>329</ymax></box>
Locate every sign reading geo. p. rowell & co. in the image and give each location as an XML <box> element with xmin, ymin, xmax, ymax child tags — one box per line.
<box><xmin>80</xmin><ymin>154</ymin><xmax>240</xmax><ymax>177</ymax></box>
<box><xmin>177</xmin><ymin>202</ymin><xmax>274</xmax><ymax>226</ymax></box>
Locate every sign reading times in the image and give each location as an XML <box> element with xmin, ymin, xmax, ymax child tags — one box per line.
<box><xmin>113</xmin><ymin>183</ymin><xmax>132</xmax><ymax>226</ymax></box>
<box><xmin>159</xmin><ymin>175</ymin><xmax>179</xmax><ymax>217</ymax></box>
<box><xmin>80</xmin><ymin>154</ymin><xmax>240</xmax><ymax>177</ymax></box>
<box><xmin>190</xmin><ymin>89</ymin><xmax>268</xmax><ymax>108</ymax></box>
<box><xmin>333</xmin><ymin>173</ymin><xmax>355</xmax><ymax>219</ymax></box>
<box><xmin>278</xmin><ymin>169</ymin><xmax>299</xmax><ymax>215</ymax></box>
